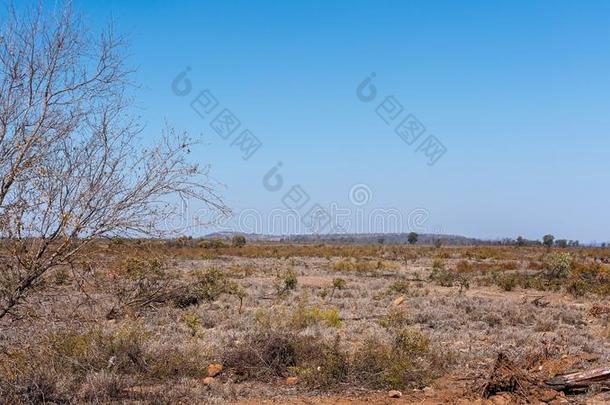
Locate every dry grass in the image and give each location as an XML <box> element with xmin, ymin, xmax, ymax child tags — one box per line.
<box><xmin>2</xmin><ymin>242</ymin><xmax>610</xmax><ymax>403</ymax></box>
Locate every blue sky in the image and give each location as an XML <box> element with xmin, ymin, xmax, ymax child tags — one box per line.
<box><xmin>73</xmin><ymin>0</ymin><xmax>610</xmax><ymax>242</ymax></box>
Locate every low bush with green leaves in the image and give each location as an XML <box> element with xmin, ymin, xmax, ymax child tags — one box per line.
<box><xmin>545</xmin><ymin>252</ymin><xmax>573</xmax><ymax>278</ymax></box>
<box><xmin>275</xmin><ymin>269</ymin><xmax>298</xmax><ymax>296</ymax></box>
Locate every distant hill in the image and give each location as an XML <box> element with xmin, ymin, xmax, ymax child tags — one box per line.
<box><xmin>203</xmin><ymin>232</ymin><xmax>489</xmax><ymax>246</ymax></box>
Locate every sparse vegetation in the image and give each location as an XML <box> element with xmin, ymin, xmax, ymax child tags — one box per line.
<box><xmin>1</xmin><ymin>0</ymin><xmax>607</xmax><ymax>404</ymax></box>
<box><xmin>330</xmin><ymin>277</ymin><xmax>347</xmax><ymax>297</ymax></box>
<box><xmin>3</xmin><ymin>240</ymin><xmax>610</xmax><ymax>403</ymax></box>
<box><xmin>545</xmin><ymin>252</ymin><xmax>573</xmax><ymax>279</ymax></box>
<box><xmin>276</xmin><ymin>269</ymin><xmax>298</xmax><ymax>296</ymax></box>
<box><xmin>232</xmin><ymin>235</ymin><xmax>247</xmax><ymax>248</ymax></box>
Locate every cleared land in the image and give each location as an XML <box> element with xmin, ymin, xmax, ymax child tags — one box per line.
<box><xmin>2</xmin><ymin>241</ymin><xmax>610</xmax><ymax>404</ymax></box>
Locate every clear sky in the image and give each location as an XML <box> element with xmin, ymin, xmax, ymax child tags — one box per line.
<box><xmin>73</xmin><ymin>0</ymin><xmax>610</xmax><ymax>242</ymax></box>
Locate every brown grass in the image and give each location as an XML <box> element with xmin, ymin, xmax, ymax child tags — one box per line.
<box><xmin>1</xmin><ymin>241</ymin><xmax>609</xmax><ymax>403</ymax></box>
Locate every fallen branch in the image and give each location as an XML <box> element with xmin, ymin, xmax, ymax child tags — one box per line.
<box><xmin>546</xmin><ymin>367</ymin><xmax>610</xmax><ymax>391</ymax></box>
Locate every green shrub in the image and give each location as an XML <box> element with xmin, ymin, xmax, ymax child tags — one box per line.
<box><xmin>331</xmin><ymin>278</ymin><xmax>347</xmax><ymax>297</ymax></box>
<box><xmin>430</xmin><ymin>261</ymin><xmax>455</xmax><ymax>287</ymax></box>
<box><xmin>389</xmin><ymin>280</ymin><xmax>410</xmax><ymax>294</ymax></box>
<box><xmin>290</xmin><ymin>300</ymin><xmax>342</xmax><ymax>329</ymax></box>
<box><xmin>545</xmin><ymin>252</ymin><xmax>573</xmax><ymax>278</ymax></box>
<box><xmin>172</xmin><ymin>268</ymin><xmax>246</xmax><ymax>310</ymax></box>
<box><xmin>53</xmin><ymin>267</ymin><xmax>70</xmax><ymax>285</ymax></box>
<box><xmin>498</xmin><ymin>274</ymin><xmax>517</xmax><ymax>291</ymax></box>
<box><xmin>198</xmin><ymin>238</ymin><xmax>226</xmax><ymax>249</ymax></box>
<box><xmin>566</xmin><ymin>278</ymin><xmax>589</xmax><ymax>298</ymax></box>
<box><xmin>190</xmin><ymin>268</ymin><xmax>228</xmax><ymax>302</ymax></box>
<box><xmin>332</xmin><ymin>258</ymin><xmax>383</xmax><ymax>274</ymax></box>
<box><xmin>378</xmin><ymin>307</ymin><xmax>410</xmax><ymax>329</ymax></box>
<box><xmin>232</xmin><ymin>235</ymin><xmax>247</xmax><ymax>248</ymax></box>
<box><xmin>352</xmin><ymin>327</ymin><xmax>451</xmax><ymax>390</ymax></box>
<box><xmin>301</xmin><ymin>336</ymin><xmax>349</xmax><ymax>388</ymax></box>
<box><xmin>275</xmin><ymin>269</ymin><xmax>298</xmax><ymax>296</ymax></box>
<box><xmin>107</xmin><ymin>257</ymin><xmax>175</xmax><ymax>318</ymax></box>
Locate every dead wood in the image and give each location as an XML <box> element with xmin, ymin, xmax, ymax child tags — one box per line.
<box><xmin>546</xmin><ymin>367</ymin><xmax>610</xmax><ymax>391</ymax></box>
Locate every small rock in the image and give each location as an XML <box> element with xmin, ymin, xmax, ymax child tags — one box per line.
<box><xmin>388</xmin><ymin>390</ymin><xmax>403</xmax><ymax>398</ymax></box>
<box><xmin>285</xmin><ymin>377</ymin><xmax>298</xmax><ymax>385</ymax></box>
<box><xmin>393</xmin><ymin>296</ymin><xmax>405</xmax><ymax>306</ymax></box>
<box><xmin>207</xmin><ymin>363</ymin><xmax>223</xmax><ymax>377</ymax></box>
<box><xmin>202</xmin><ymin>377</ymin><xmax>215</xmax><ymax>385</ymax></box>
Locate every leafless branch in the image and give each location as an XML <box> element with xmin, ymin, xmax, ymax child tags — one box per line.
<box><xmin>0</xmin><ymin>1</ymin><xmax>228</xmax><ymax>320</ymax></box>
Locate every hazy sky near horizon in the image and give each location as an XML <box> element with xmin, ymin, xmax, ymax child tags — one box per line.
<box><xmin>71</xmin><ymin>0</ymin><xmax>610</xmax><ymax>242</ymax></box>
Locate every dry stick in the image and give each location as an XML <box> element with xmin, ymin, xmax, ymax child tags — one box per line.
<box><xmin>546</xmin><ymin>367</ymin><xmax>610</xmax><ymax>391</ymax></box>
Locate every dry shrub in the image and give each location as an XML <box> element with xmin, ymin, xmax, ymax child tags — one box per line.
<box><xmin>170</xmin><ymin>243</ymin><xmax>388</xmax><ymax>260</ymax></box>
<box><xmin>170</xmin><ymin>267</ymin><xmax>246</xmax><ymax>312</ymax></box>
<box><xmin>430</xmin><ymin>259</ymin><xmax>452</xmax><ymax>286</ymax></box>
<box><xmin>48</xmin><ymin>323</ymin><xmax>150</xmax><ymax>374</ymax></box>
<box><xmin>566</xmin><ymin>279</ymin><xmax>589</xmax><ymax>298</ymax></box>
<box><xmin>431</xmin><ymin>269</ymin><xmax>456</xmax><ymax>287</ymax></box>
<box><xmin>430</xmin><ymin>260</ymin><xmax>468</xmax><ymax>291</ymax></box>
<box><xmin>225</xmin><ymin>328</ymin><xmax>450</xmax><ymax>391</ymax></box>
<box><xmin>332</xmin><ymin>258</ymin><xmax>385</xmax><ymax>274</ymax></box>
<box><xmin>145</xmin><ymin>340</ymin><xmax>209</xmax><ymax>379</ymax></box>
<box><xmin>0</xmin><ymin>363</ymin><xmax>68</xmax><ymax>404</ymax></box>
<box><xmin>0</xmin><ymin>323</ymin><xmax>149</xmax><ymax>402</ymax></box>
<box><xmin>166</xmin><ymin>236</ymin><xmax>196</xmax><ymax>248</ymax></box>
<box><xmin>560</xmin><ymin>261</ymin><xmax>610</xmax><ymax>297</ymax></box>
<box><xmin>298</xmin><ymin>336</ymin><xmax>349</xmax><ymax>389</ymax></box>
<box><xmin>497</xmin><ymin>274</ymin><xmax>517</xmax><ymax>291</ymax></box>
<box><xmin>198</xmin><ymin>238</ymin><xmax>227</xmax><ymax>249</ymax></box>
<box><xmin>493</xmin><ymin>255</ymin><xmax>610</xmax><ymax>297</ymax></box>
<box><xmin>255</xmin><ymin>296</ymin><xmax>342</xmax><ymax>330</ymax></box>
<box><xmin>78</xmin><ymin>371</ymin><xmax>125</xmax><ymax>403</ymax></box>
<box><xmin>222</xmin><ymin>331</ymin><xmax>301</xmax><ymax>379</ymax></box>
<box><xmin>223</xmin><ymin>331</ymin><xmax>349</xmax><ymax>387</ymax></box>
<box><xmin>330</xmin><ymin>277</ymin><xmax>347</xmax><ymax>297</ymax></box>
<box><xmin>388</xmin><ymin>279</ymin><xmax>410</xmax><ymax>294</ymax></box>
<box><xmin>186</xmin><ymin>268</ymin><xmax>229</xmax><ymax>303</ymax></box>
<box><xmin>106</xmin><ymin>257</ymin><xmax>177</xmax><ymax>319</ymax></box>
<box><xmin>226</xmin><ymin>302</ymin><xmax>451</xmax><ymax>391</ymax></box>
<box><xmin>0</xmin><ymin>320</ymin><xmax>213</xmax><ymax>403</ymax></box>
<box><xmin>378</xmin><ymin>307</ymin><xmax>410</xmax><ymax>329</ymax></box>
<box><xmin>170</xmin><ymin>268</ymin><xmax>228</xmax><ymax>309</ymax></box>
<box><xmin>464</xmin><ymin>247</ymin><xmax>509</xmax><ymax>261</ymax></box>
<box><xmin>351</xmin><ymin>327</ymin><xmax>452</xmax><ymax>390</ymax></box>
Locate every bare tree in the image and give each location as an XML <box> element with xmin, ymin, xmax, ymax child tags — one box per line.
<box><xmin>0</xmin><ymin>3</ymin><xmax>228</xmax><ymax>320</ymax></box>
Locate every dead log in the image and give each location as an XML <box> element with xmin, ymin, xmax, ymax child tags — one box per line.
<box><xmin>545</xmin><ymin>367</ymin><xmax>610</xmax><ymax>391</ymax></box>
